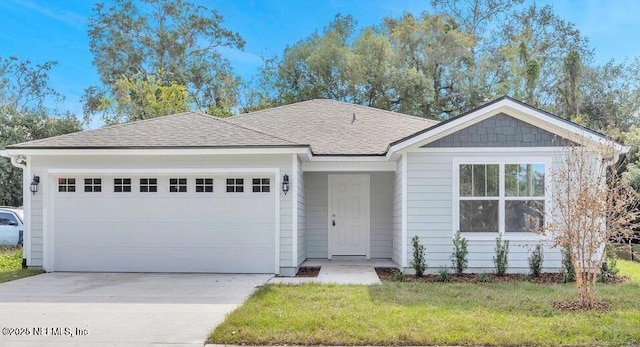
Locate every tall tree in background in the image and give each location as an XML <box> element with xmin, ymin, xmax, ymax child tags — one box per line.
<box><xmin>84</xmin><ymin>0</ymin><xmax>244</xmax><ymax>124</ymax></box>
<box><xmin>0</xmin><ymin>56</ymin><xmax>81</xmax><ymax>206</ymax></box>
<box><xmin>558</xmin><ymin>50</ymin><xmax>583</xmax><ymax>121</ymax></box>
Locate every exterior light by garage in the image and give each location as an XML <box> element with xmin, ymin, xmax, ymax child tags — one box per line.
<box><xmin>282</xmin><ymin>174</ymin><xmax>290</xmax><ymax>195</ymax></box>
<box><xmin>30</xmin><ymin>175</ymin><xmax>40</xmax><ymax>195</ymax></box>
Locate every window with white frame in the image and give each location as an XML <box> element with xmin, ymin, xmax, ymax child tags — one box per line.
<box><xmin>114</xmin><ymin>178</ymin><xmax>132</xmax><ymax>193</ymax></box>
<box><xmin>169</xmin><ymin>178</ymin><xmax>187</xmax><ymax>193</ymax></box>
<box><xmin>252</xmin><ymin>178</ymin><xmax>270</xmax><ymax>192</ymax></box>
<box><xmin>58</xmin><ymin>178</ymin><xmax>76</xmax><ymax>192</ymax></box>
<box><xmin>226</xmin><ymin>178</ymin><xmax>244</xmax><ymax>193</ymax></box>
<box><xmin>457</xmin><ymin>161</ymin><xmax>546</xmax><ymax>234</ymax></box>
<box><xmin>84</xmin><ymin>178</ymin><xmax>101</xmax><ymax>192</ymax></box>
<box><xmin>195</xmin><ymin>178</ymin><xmax>213</xmax><ymax>193</ymax></box>
<box><xmin>140</xmin><ymin>178</ymin><xmax>158</xmax><ymax>193</ymax></box>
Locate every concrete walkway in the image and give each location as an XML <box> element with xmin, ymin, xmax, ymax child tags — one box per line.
<box><xmin>269</xmin><ymin>260</ymin><xmax>383</xmax><ymax>285</ymax></box>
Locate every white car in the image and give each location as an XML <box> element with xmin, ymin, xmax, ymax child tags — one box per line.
<box><xmin>0</xmin><ymin>207</ymin><xmax>23</xmax><ymax>247</ymax></box>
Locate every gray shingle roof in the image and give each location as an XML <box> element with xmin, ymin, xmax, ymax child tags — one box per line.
<box><xmin>8</xmin><ymin>112</ymin><xmax>301</xmax><ymax>149</ymax></box>
<box><xmin>7</xmin><ymin>100</ymin><xmax>438</xmax><ymax>154</ymax></box>
<box><xmin>225</xmin><ymin>99</ymin><xmax>438</xmax><ymax>155</ymax></box>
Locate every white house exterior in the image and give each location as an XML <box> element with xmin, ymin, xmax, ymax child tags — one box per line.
<box><xmin>2</xmin><ymin>96</ymin><xmax>625</xmax><ymax>276</ymax></box>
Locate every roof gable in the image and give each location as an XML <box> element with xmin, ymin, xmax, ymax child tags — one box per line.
<box><xmin>423</xmin><ymin>113</ymin><xmax>576</xmax><ymax>148</ymax></box>
<box><xmin>8</xmin><ymin>112</ymin><xmax>303</xmax><ymax>149</ymax></box>
<box><xmin>389</xmin><ymin>96</ymin><xmax>625</xmax><ymax>155</ymax></box>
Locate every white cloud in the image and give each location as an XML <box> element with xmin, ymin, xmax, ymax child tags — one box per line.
<box><xmin>9</xmin><ymin>0</ymin><xmax>86</xmax><ymax>30</ymax></box>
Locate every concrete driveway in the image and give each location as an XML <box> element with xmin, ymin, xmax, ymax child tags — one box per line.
<box><xmin>0</xmin><ymin>272</ymin><xmax>271</xmax><ymax>346</ymax></box>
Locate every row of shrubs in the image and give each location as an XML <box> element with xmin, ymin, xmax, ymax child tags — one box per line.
<box><xmin>401</xmin><ymin>232</ymin><xmax>618</xmax><ymax>283</ymax></box>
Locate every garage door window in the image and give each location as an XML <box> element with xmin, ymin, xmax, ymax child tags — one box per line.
<box><xmin>140</xmin><ymin>178</ymin><xmax>157</xmax><ymax>193</ymax></box>
<box><xmin>84</xmin><ymin>178</ymin><xmax>102</xmax><ymax>192</ymax></box>
<box><xmin>226</xmin><ymin>178</ymin><xmax>244</xmax><ymax>193</ymax></box>
<box><xmin>58</xmin><ymin>178</ymin><xmax>76</xmax><ymax>192</ymax></box>
<box><xmin>114</xmin><ymin>178</ymin><xmax>132</xmax><ymax>193</ymax></box>
<box><xmin>195</xmin><ymin>178</ymin><xmax>213</xmax><ymax>193</ymax></box>
<box><xmin>169</xmin><ymin>178</ymin><xmax>187</xmax><ymax>193</ymax></box>
<box><xmin>252</xmin><ymin>178</ymin><xmax>270</xmax><ymax>192</ymax></box>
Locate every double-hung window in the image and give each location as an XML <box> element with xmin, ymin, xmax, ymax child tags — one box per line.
<box><xmin>456</xmin><ymin>159</ymin><xmax>547</xmax><ymax>235</ymax></box>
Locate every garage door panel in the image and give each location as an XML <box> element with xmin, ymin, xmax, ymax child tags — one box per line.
<box><xmin>55</xmin><ymin>246</ymin><xmax>275</xmax><ymax>273</ymax></box>
<box><xmin>55</xmin><ymin>222</ymin><xmax>274</xmax><ymax>246</ymax></box>
<box><xmin>53</xmin><ymin>175</ymin><xmax>276</xmax><ymax>273</ymax></box>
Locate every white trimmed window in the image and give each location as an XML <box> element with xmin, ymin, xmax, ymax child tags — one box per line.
<box><xmin>114</xmin><ymin>178</ymin><xmax>132</xmax><ymax>193</ymax></box>
<box><xmin>169</xmin><ymin>178</ymin><xmax>187</xmax><ymax>193</ymax></box>
<box><xmin>252</xmin><ymin>178</ymin><xmax>270</xmax><ymax>193</ymax></box>
<box><xmin>84</xmin><ymin>178</ymin><xmax>101</xmax><ymax>192</ymax></box>
<box><xmin>195</xmin><ymin>178</ymin><xmax>213</xmax><ymax>193</ymax></box>
<box><xmin>226</xmin><ymin>178</ymin><xmax>244</xmax><ymax>193</ymax></box>
<box><xmin>456</xmin><ymin>159</ymin><xmax>548</xmax><ymax>235</ymax></box>
<box><xmin>58</xmin><ymin>178</ymin><xmax>76</xmax><ymax>192</ymax></box>
<box><xmin>140</xmin><ymin>178</ymin><xmax>158</xmax><ymax>193</ymax></box>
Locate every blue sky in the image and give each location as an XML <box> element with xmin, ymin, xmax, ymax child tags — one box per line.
<box><xmin>1</xmin><ymin>0</ymin><xmax>640</xmax><ymax>117</ymax></box>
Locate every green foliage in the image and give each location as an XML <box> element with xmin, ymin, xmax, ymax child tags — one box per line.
<box><xmin>436</xmin><ymin>265</ymin><xmax>451</xmax><ymax>282</ymax></box>
<box><xmin>528</xmin><ymin>244</ymin><xmax>544</xmax><ymax>277</ymax></box>
<box><xmin>561</xmin><ymin>247</ymin><xmax>575</xmax><ymax>283</ymax></box>
<box><xmin>451</xmin><ymin>230</ymin><xmax>469</xmax><ymax>275</ymax></box>
<box><xmin>93</xmin><ymin>71</ymin><xmax>190</xmax><ymax>125</ymax></box>
<box><xmin>493</xmin><ymin>236</ymin><xmax>510</xmax><ymax>276</ymax></box>
<box><xmin>476</xmin><ymin>273</ymin><xmax>491</xmax><ymax>283</ymax></box>
<box><xmin>391</xmin><ymin>269</ymin><xmax>407</xmax><ymax>282</ymax></box>
<box><xmin>85</xmin><ymin>0</ymin><xmax>244</xmax><ymax>123</ymax></box>
<box><xmin>410</xmin><ymin>235</ymin><xmax>427</xmax><ymax>277</ymax></box>
<box><xmin>0</xmin><ymin>56</ymin><xmax>82</xmax><ymax>206</ymax></box>
<box><xmin>599</xmin><ymin>248</ymin><xmax>620</xmax><ymax>283</ymax></box>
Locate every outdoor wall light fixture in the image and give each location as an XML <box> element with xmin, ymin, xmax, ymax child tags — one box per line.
<box><xmin>282</xmin><ymin>174</ymin><xmax>290</xmax><ymax>195</ymax></box>
<box><xmin>30</xmin><ymin>175</ymin><xmax>40</xmax><ymax>195</ymax></box>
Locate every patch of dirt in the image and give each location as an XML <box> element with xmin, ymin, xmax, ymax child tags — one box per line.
<box><xmin>554</xmin><ymin>301</ymin><xmax>610</xmax><ymax>312</ymax></box>
<box><xmin>296</xmin><ymin>267</ymin><xmax>320</xmax><ymax>277</ymax></box>
<box><xmin>375</xmin><ymin>267</ymin><xmax>626</xmax><ymax>284</ymax></box>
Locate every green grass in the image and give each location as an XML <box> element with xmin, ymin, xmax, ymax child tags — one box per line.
<box><xmin>210</xmin><ymin>260</ymin><xmax>640</xmax><ymax>346</ymax></box>
<box><xmin>0</xmin><ymin>247</ymin><xmax>43</xmax><ymax>283</ymax></box>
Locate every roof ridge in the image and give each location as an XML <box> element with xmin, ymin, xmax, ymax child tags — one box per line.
<box><xmin>226</xmin><ymin>99</ymin><xmax>315</xmax><ymax>119</ymax></box>
<box><xmin>188</xmin><ymin>111</ymin><xmax>304</xmax><ymax>146</ymax></box>
<box><xmin>319</xmin><ymin>99</ymin><xmax>439</xmax><ymax>124</ymax></box>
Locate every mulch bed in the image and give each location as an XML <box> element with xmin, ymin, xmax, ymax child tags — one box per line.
<box><xmin>554</xmin><ymin>301</ymin><xmax>611</xmax><ymax>312</ymax></box>
<box><xmin>375</xmin><ymin>267</ymin><xmax>627</xmax><ymax>285</ymax></box>
<box><xmin>296</xmin><ymin>267</ymin><xmax>320</xmax><ymax>277</ymax></box>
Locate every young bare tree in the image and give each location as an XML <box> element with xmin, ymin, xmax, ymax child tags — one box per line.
<box><xmin>540</xmin><ymin>141</ymin><xmax>640</xmax><ymax>308</ymax></box>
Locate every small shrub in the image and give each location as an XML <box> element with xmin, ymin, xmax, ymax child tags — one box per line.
<box><xmin>451</xmin><ymin>230</ymin><xmax>469</xmax><ymax>275</ymax></box>
<box><xmin>436</xmin><ymin>265</ymin><xmax>451</xmax><ymax>282</ymax></box>
<box><xmin>476</xmin><ymin>273</ymin><xmax>491</xmax><ymax>283</ymax></box>
<box><xmin>493</xmin><ymin>236</ymin><xmax>510</xmax><ymax>276</ymax></box>
<box><xmin>561</xmin><ymin>247</ymin><xmax>575</xmax><ymax>283</ymax></box>
<box><xmin>410</xmin><ymin>235</ymin><xmax>426</xmax><ymax>277</ymax></box>
<box><xmin>599</xmin><ymin>248</ymin><xmax>619</xmax><ymax>283</ymax></box>
<box><xmin>391</xmin><ymin>269</ymin><xmax>407</xmax><ymax>282</ymax></box>
<box><xmin>528</xmin><ymin>244</ymin><xmax>544</xmax><ymax>277</ymax></box>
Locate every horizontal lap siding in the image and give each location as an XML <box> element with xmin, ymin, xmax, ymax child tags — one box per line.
<box><xmin>407</xmin><ymin>153</ymin><xmax>453</xmax><ymax>269</ymax></box>
<box><xmin>29</xmin><ymin>154</ymin><xmax>294</xmax><ymax>271</ymax></box>
<box><xmin>392</xmin><ymin>160</ymin><xmax>403</xmax><ymax>265</ymax></box>
<box><xmin>297</xmin><ymin>157</ymin><xmax>306</xmax><ymax>265</ymax></box>
<box><xmin>370</xmin><ymin>173</ymin><xmax>393</xmax><ymax>258</ymax></box>
<box><xmin>406</xmin><ymin>151</ymin><xmax>563</xmax><ymax>273</ymax></box>
<box><xmin>305</xmin><ymin>173</ymin><xmax>328</xmax><ymax>258</ymax></box>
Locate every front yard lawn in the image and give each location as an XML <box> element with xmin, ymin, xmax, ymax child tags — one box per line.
<box><xmin>210</xmin><ymin>260</ymin><xmax>640</xmax><ymax>346</ymax></box>
<box><xmin>0</xmin><ymin>248</ymin><xmax>43</xmax><ymax>283</ymax></box>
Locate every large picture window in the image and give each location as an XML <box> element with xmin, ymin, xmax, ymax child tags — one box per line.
<box><xmin>457</xmin><ymin>161</ymin><xmax>546</xmax><ymax>234</ymax></box>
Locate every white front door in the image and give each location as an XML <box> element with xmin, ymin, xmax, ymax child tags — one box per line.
<box><xmin>328</xmin><ymin>174</ymin><xmax>370</xmax><ymax>258</ymax></box>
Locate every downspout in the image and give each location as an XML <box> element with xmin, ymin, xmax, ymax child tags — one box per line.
<box><xmin>1</xmin><ymin>151</ymin><xmax>29</xmax><ymax>268</ymax></box>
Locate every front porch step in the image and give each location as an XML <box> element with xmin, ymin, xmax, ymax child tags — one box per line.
<box><xmin>316</xmin><ymin>264</ymin><xmax>381</xmax><ymax>285</ymax></box>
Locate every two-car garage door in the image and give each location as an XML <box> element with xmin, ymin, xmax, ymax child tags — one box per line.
<box><xmin>52</xmin><ymin>174</ymin><xmax>276</xmax><ymax>273</ymax></box>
